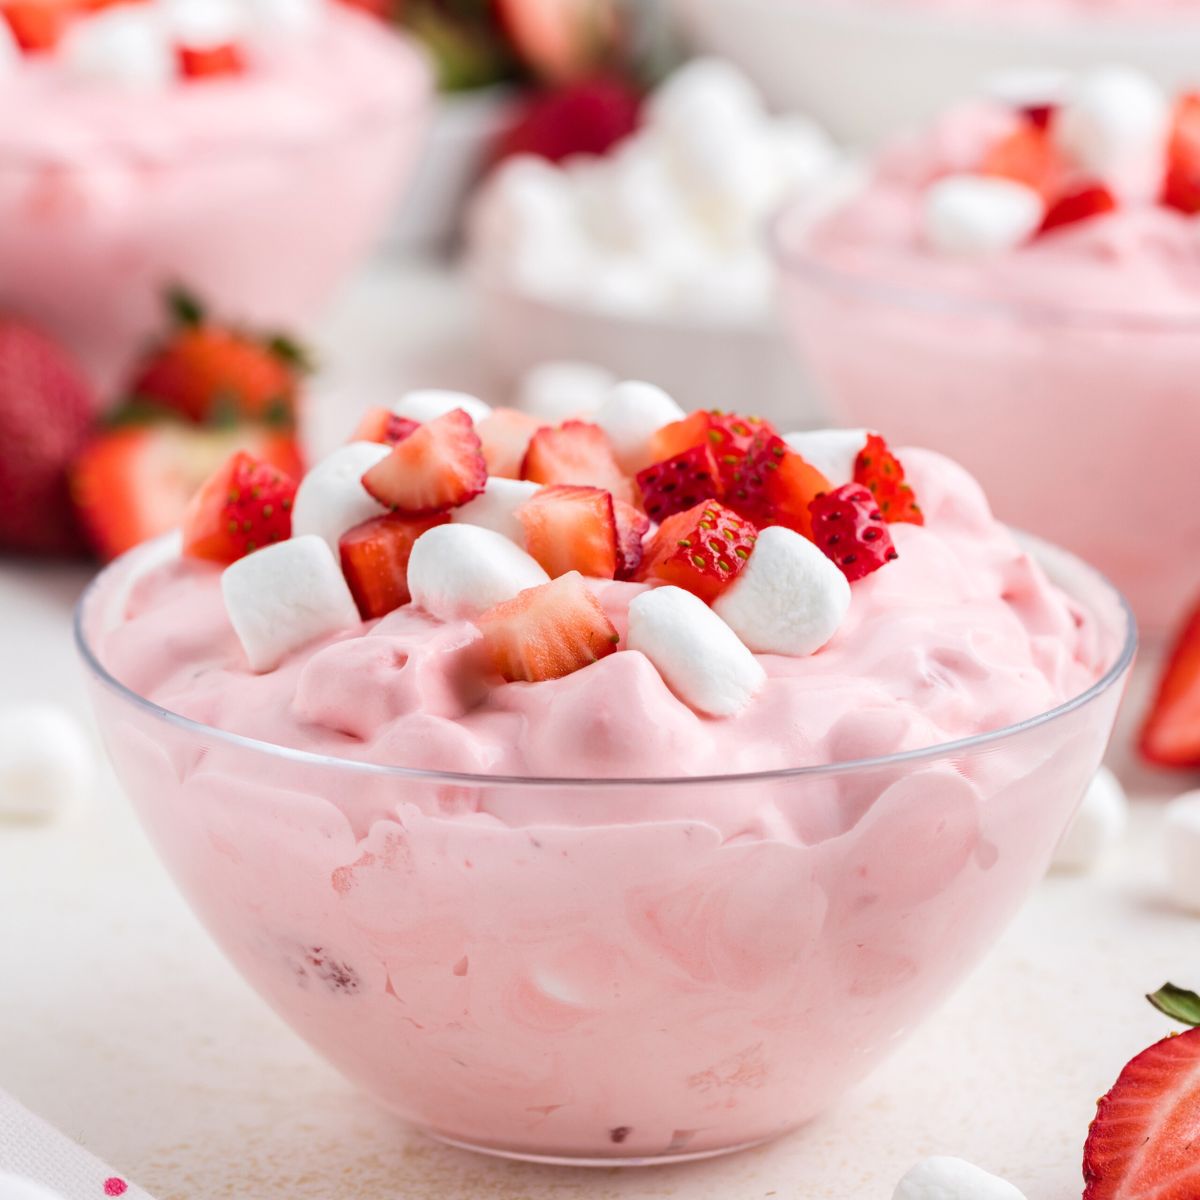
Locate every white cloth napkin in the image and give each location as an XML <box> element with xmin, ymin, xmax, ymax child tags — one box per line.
<box><xmin>0</xmin><ymin>1090</ymin><xmax>155</xmax><ymax>1200</ymax></box>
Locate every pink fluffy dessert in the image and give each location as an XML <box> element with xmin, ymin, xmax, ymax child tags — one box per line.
<box><xmin>80</xmin><ymin>438</ymin><xmax>1131</xmax><ymax>1162</ymax></box>
<box><xmin>0</xmin><ymin>2</ymin><xmax>430</xmax><ymax>388</ymax></box>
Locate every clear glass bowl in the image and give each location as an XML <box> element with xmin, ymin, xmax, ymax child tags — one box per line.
<box><xmin>76</xmin><ymin>533</ymin><xmax>1134</xmax><ymax>1166</ymax></box>
<box><xmin>772</xmin><ymin>202</ymin><xmax>1200</xmax><ymax>636</ymax></box>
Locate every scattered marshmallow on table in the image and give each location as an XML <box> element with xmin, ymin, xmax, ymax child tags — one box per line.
<box><xmin>713</xmin><ymin>526</ymin><xmax>851</xmax><ymax>657</ymax></box>
<box><xmin>290</xmin><ymin>441</ymin><xmax>390</xmax><ymax>552</ymax></box>
<box><xmin>593</xmin><ymin>381</ymin><xmax>686</xmax><ymax>472</ymax></box>
<box><xmin>1164</xmin><ymin>790</ymin><xmax>1200</xmax><ymax>914</ymax></box>
<box><xmin>222</xmin><ymin>535</ymin><xmax>360</xmax><ymax>673</ymax></box>
<box><xmin>1050</xmin><ymin>766</ymin><xmax>1128</xmax><ymax>873</ymax></box>
<box><xmin>407</xmin><ymin>524</ymin><xmax>549</xmax><ymax>623</ymax></box>
<box><xmin>391</xmin><ymin>389</ymin><xmax>492</xmax><ymax>426</ymax></box>
<box><xmin>922</xmin><ymin>175</ymin><xmax>1045</xmax><ymax>257</ymax></box>
<box><xmin>0</xmin><ymin>704</ymin><xmax>93</xmax><ymax>823</ymax></box>
<box><xmin>627</xmin><ymin>586</ymin><xmax>765</xmax><ymax>718</ymax></box>
<box><xmin>784</xmin><ymin>428</ymin><xmax>870</xmax><ymax>487</ymax></box>
<box><xmin>893</xmin><ymin>1156</ymin><xmax>1027</xmax><ymax>1200</ymax></box>
<box><xmin>452</xmin><ymin>477</ymin><xmax>541</xmax><ymax>545</ymax></box>
<box><xmin>61</xmin><ymin>6</ymin><xmax>175</xmax><ymax>90</ymax></box>
<box><xmin>517</xmin><ymin>361</ymin><xmax>615</xmax><ymax>423</ymax></box>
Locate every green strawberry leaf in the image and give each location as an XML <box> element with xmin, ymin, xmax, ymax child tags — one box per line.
<box><xmin>166</xmin><ymin>285</ymin><xmax>206</xmax><ymax>328</ymax></box>
<box><xmin>1148</xmin><ymin>983</ymin><xmax>1200</xmax><ymax>1027</ymax></box>
<box><xmin>266</xmin><ymin>333</ymin><xmax>314</xmax><ymax>374</ymax></box>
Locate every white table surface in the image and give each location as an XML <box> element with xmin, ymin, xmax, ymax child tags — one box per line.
<box><xmin>0</xmin><ymin>258</ymin><xmax>1196</xmax><ymax>1200</ymax></box>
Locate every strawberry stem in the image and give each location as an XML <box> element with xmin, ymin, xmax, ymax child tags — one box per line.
<box><xmin>1147</xmin><ymin>983</ymin><xmax>1200</xmax><ymax>1027</ymax></box>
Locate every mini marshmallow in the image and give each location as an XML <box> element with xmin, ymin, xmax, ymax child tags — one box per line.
<box><xmin>627</xmin><ymin>586</ymin><xmax>765</xmax><ymax>717</ymax></box>
<box><xmin>61</xmin><ymin>6</ymin><xmax>174</xmax><ymax>90</ymax></box>
<box><xmin>0</xmin><ymin>704</ymin><xmax>93</xmax><ymax>823</ymax></box>
<box><xmin>1054</xmin><ymin>67</ymin><xmax>1170</xmax><ymax>202</ymax></box>
<box><xmin>647</xmin><ymin>57</ymin><xmax>766</xmax><ymax>144</ymax></box>
<box><xmin>593</xmin><ymin>381</ymin><xmax>686</xmax><ymax>472</ymax></box>
<box><xmin>244</xmin><ymin>0</ymin><xmax>323</xmax><ymax>38</ymax></box>
<box><xmin>221</xmin><ymin>535</ymin><xmax>361</xmax><ymax>672</ymax></box>
<box><xmin>391</xmin><ymin>389</ymin><xmax>492</xmax><ymax>426</ymax></box>
<box><xmin>713</xmin><ymin>526</ymin><xmax>850</xmax><ymax>657</ymax></box>
<box><xmin>517</xmin><ymin>361</ymin><xmax>616</xmax><ymax>422</ymax></box>
<box><xmin>1051</xmin><ymin>766</ymin><xmax>1128</xmax><ymax>872</ymax></box>
<box><xmin>163</xmin><ymin>0</ymin><xmax>247</xmax><ymax>47</ymax></box>
<box><xmin>407</xmin><ymin>524</ymin><xmax>549</xmax><ymax>622</ymax></box>
<box><xmin>783</xmin><ymin>428</ymin><xmax>870</xmax><ymax>486</ymax></box>
<box><xmin>894</xmin><ymin>1157</ymin><xmax>1027</xmax><ymax>1200</ymax></box>
<box><xmin>922</xmin><ymin>174</ymin><xmax>1045</xmax><ymax>257</ymax></box>
<box><xmin>290</xmin><ymin>441</ymin><xmax>390</xmax><ymax>553</ymax></box>
<box><xmin>982</xmin><ymin>67</ymin><xmax>1069</xmax><ymax>112</ymax></box>
<box><xmin>451</xmin><ymin>477</ymin><xmax>541</xmax><ymax>545</ymax></box>
<box><xmin>1164</xmin><ymin>790</ymin><xmax>1200</xmax><ymax>914</ymax></box>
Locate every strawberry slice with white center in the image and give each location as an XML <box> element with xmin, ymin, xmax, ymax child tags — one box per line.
<box><xmin>361</xmin><ymin>408</ymin><xmax>487</xmax><ymax>514</ymax></box>
<box><xmin>521</xmin><ymin>419</ymin><xmax>632</xmax><ymax>502</ymax></box>
<box><xmin>339</xmin><ymin>511</ymin><xmax>449</xmax><ymax>620</ymax></box>
<box><xmin>476</xmin><ymin>571</ymin><xmax>620</xmax><ymax>683</ymax></box>
<box><xmin>516</xmin><ymin>484</ymin><xmax>618</xmax><ymax>579</ymax></box>
<box><xmin>477</xmin><ymin>407</ymin><xmax>544</xmax><ymax>479</ymax></box>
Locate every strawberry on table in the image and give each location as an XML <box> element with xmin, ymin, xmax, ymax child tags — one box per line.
<box><xmin>516</xmin><ymin>484</ymin><xmax>618</xmax><ymax>579</ymax></box>
<box><xmin>636</xmin><ymin>442</ymin><xmax>722</xmax><ymax>523</ymax></box>
<box><xmin>613</xmin><ymin>499</ymin><xmax>649</xmax><ymax>579</ymax></box>
<box><xmin>636</xmin><ymin>500</ymin><xmax>757</xmax><ymax>603</ymax></box>
<box><xmin>339</xmin><ymin>512</ymin><xmax>449</xmax><ymax>620</ymax></box>
<box><xmin>351</xmin><ymin>407</ymin><xmax>419</xmax><ymax>446</ymax></box>
<box><xmin>1140</xmin><ymin>599</ymin><xmax>1200</xmax><ymax>768</ymax></box>
<box><xmin>726</xmin><ymin>433</ymin><xmax>831</xmax><ymax>539</ymax></box>
<box><xmin>361</xmin><ymin>409</ymin><xmax>487</xmax><ymax>514</ymax></box>
<box><xmin>853</xmin><ymin>434</ymin><xmax>923</xmax><ymax>525</ymax></box>
<box><xmin>809</xmin><ymin>483</ymin><xmax>898</xmax><ymax>582</ymax></box>
<box><xmin>1041</xmin><ymin>182</ymin><xmax>1118</xmax><ymax>233</ymax></box>
<box><xmin>180</xmin><ymin>450</ymin><xmax>296</xmax><ymax>563</ymax></box>
<box><xmin>477</xmin><ymin>407</ymin><xmax>544</xmax><ymax>479</ymax></box>
<box><xmin>521</xmin><ymin>419</ymin><xmax>631</xmax><ymax>501</ymax></box>
<box><xmin>476</xmin><ymin>571</ymin><xmax>620</xmax><ymax>683</ymax></box>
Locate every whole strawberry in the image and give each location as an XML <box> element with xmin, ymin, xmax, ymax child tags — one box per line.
<box><xmin>0</xmin><ymin>318</ymin><xmax>96</xmax><ymax>556</ymax></box>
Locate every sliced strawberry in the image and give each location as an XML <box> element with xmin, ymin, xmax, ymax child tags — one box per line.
<box><xmin>339</xmin><ymin>511</ymin><xmax>449</xmax><ymax>620</ymax></box>
<box><xmin>477</xmin><ymin>571</ymin><xmax>620</xmax><ymax>683</ymax></box>
<box><xmin>181</xmin><ymin>450</ymin><xmax>296</xmax><ymax>563</ymax></box>
<box><xmin>1140</xmin><ymin>599</ymin><xmax>1200</xmax><ymax>768</ymax></box>
<box><xmin>646</xmin><ymin>410</ymin><xmax>776</xmax><ymax>492</ymax></box>
<box><xmin>516</xmin><ymin>484</ymin><xmax>618</xmax><ymax>579</ymax></box>
<box><xmin>1082</xmin><ymin>1025</ymin><xmax>1200</xmax><ymax>1200</ymax></box>
<box><xmin>853</xmin><ymin>434</ymin><xmax>924</xmax><ymax>525</ymax></box>
<box><xmin>726</xmin><ymin>433</ymin><xmax>831</xmax><ymax>540</ymax></box>
<box><xmin>351</xmin><ymin>406</ymin><xmax>419</xmax><ymax>446</ymax></box>
<box><xmin>979</xmin><ymin>121</ymin><xmax>1069</xmax><ymax>202</ymax></box>
<box><xmin>636</xmin><ymin>500</ymin><xmax>757</xmax><ymax>603</ymax></box>
<box><xmin>361</xmin><ymin>409</ymin><xmax>487</xmax><ymax>514</ymax></box>
<box><xmin>809</xmin><ymin>483</ymin><xmax>898</xmax><ymax>582</ymax></box>
<box><xmin>614</xmin><ymin>499</ymin><xmax>650</xmax><ymax>580</ymax></box>
<box><xmin>636</xmin><ymin>442</ymin><xmax>722</xmax><ymax>523</ymax></box>
<box><xmin>1041</xmin><ymin>182</ymin><xmax>1118</xmax><ymax>233</ymax></box>
<box><xmin>1</xmin><ymin>0</ymin><xmax>70</xmax><ymax>52</ymax></box>
<box><xmin>1163</xmin><ymin>93</ymin><xmax>1200</xmax><ymax>214</ymax></box>
<box><xmin>477</xmin><ymin>407</ymin><xmax>544</xmax><ymax>479</ymax></box>
<box><xmin>178</xmin><ymin>42</ymin><xmax>246</xmax><ymax>79</ymax></box>
<box><xmin>646</xmin><ymin>410</ymin><xmax>713</xmax><ymax>466</ymax></box>
<box><xmin>521</xmin><ymin>419</ymin><xmax>631</xmax><ymax>501</ymax></box>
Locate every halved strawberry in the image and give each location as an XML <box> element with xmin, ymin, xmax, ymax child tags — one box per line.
<box><xmin>521</xmin><ymin>419</ymin><xmax>631</xmax><ymax>501</ymax></box>
<box><xmin>1041</xmin><ymin>182</ymin><xmax>1118</xmax><ymax>233</ymax></box>
<box><xmin>1163</xmin><ymin>93</ymin><xmax>1200</xmax><ymax>214</ymax></box>
<box><xmin>646</xmin><ymin>410</ymin><xmax>776</xmax><ymax>492</ymax></box>
<box><xmin>516</xmin><ymin>484</ymin><xmax>618</xmax><ymax>579</ymax></box>
<box><xmin>1140</xmin><ymin>599</ymin><xmax>1200</xmax><ymax>768</ymax></box>
<box><xmin>477</xmin><ymin>571</ymin><xmax>620</xmax><ymax>683</ymax></box>
<box><xmin>1083</xmin><ymin>1025</ymin><xmax>1200</xmax><ymax>1200</ymax></box>
<box><xmin>1</xmin><ymin>0</ymin><xmax>70</xmax><ymax>51</ymax></box>
<box><xmin>726</xmin><ymin>433</ymin><xmax>831</xmax><ymax>540</ymax></box>
<box><xmin>477</xmin><ymin>407</ymin><xmax>544</xmax><ymax>479</ymax></box>
<box><xmin>979</xmin><ymin>121</ymin><xmax>1069</xmax><ymax>202</ymax></box>
<box><xmin>853</xmin><ymin>434</ymin><xmax>923</xmax><ymax>525</ymax></box>
<box><xmin>71</xmin><ymin>424</ymin><xmax>302</xmax><ymax>561</ymax></box>
<box><xmin>636</xmin><ymin>500</ymin><xmax>757</xmax><ymax>603</ymax></box>
<box><xmin>178</xmin><ymin>42</ymin><xmax>246</xmax><ymax>79</ymax></box>
<box><xmin>636</xmin><ymin>442</ymin><xmax>722</xmax><ymax>523</ymax></box>
<box><xmin>339</xmin><ymin>512</ymin><xmax>448</xmax><ymax>620</ymax></box>
<box><xmin>181</xmin><ymin>450</ymin><xmax>296</xmax><ymax>563</ymax></box>
<box><xmin>361</xmin><ymin>409</ymin><xmax>487</xmax><ymax>514</ymax></box>
<box><xmin>614</xmin><ymin>499</ymin><xmax>650</xmax><ymax>579</ymax></box>
<box><xmin>809</xmin><ymin>483</ymin><xmax>898</xmax><ymax>581</ymax></box>
<box><xmin>351</xmin><ymin>407</ymin><xmax>419</xmax><ymax>446</ymax></box>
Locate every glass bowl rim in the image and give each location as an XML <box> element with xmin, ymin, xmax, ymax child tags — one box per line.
<box><xmin>74</xmin><ymin>530</ymin><xmax>1137</xmax><ymax>791</ymax></box>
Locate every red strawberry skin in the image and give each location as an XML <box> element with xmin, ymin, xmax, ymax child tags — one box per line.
<box><xmin>361</xmin><ymin>409</ymin><xmax>487</xmax><ymax>514</ymax></box>
<box><xmin>1</xmin><ymin>1</ymin><xmax>69</xmax><ymax>52</ymax></box>
<box><xmin>1083</xmin><ymin>1026</ymin><xmax>1200</xmax><ymax>1200</ymax></box>
<box><xmin>181</xmin><ymin>451</ymin><xmax>297</xmax><ymax>564</ymax></box>
<box><xmin>1163</xmin><ymin>93</ymin><xmax>1200</xmax><ymax>214</ymax></box>
<box><xmin>636</xmin><ymin>443</ymin><xmax>722</xmax><ymax>523</ymax></box>
<box><xmin>1042</xmin><ymin>182</ymin><xmax>1118</xmax><ymax>233</ymax></box>
<box><xmin>647</xmin><ymin>410</ymin><xmax>776</xmax><ymax>493</ymax></box>
<box><xmin>809</xmin><ymin>483</ymin><xmax>898</xmax><ymax>582</ymax></box>
<box><xmin>339</xmin><ymin>512</ymin><xmax>449</xmax><ymax>620</ymax></box>
<box><xmin>853</xmin><ymin>434</ymin><xmax>924</xmax><ymax>526</ymax></box>
<box><xmin>979</xmin><ymin>121</ymin><xmax>1068</xmax><ymax>202</ymax></box>
<box><xmin>636</xmin><ymin>501</ymin><xmax>758</xmax><ymax>603</ymax></box>
<box><xmin>726</xmin><ymin>433</ymin><xmax>831</xmax><ymax>539</ymax></box>
<box><xmin>0</xmin><ymin>318</ymin><xmax>97</xmax><ymax>556</ymax></box>
<box><xmin>516</xmin><ymin>484</ymin><xmax>618</xmax><ymax>579</ymax></box>
<box><xmin>1140</xmin><ymin>600</ymin><xmax>1200</xmax><ymax>768</ymax></box>
<box><xmin>496</xmin><ymin>76</ymin><xmax>642</xmax><ymax>164</ymax></box>
<box><xmin>178</xmin><ymin>42</ymin><xmax>246</xmax><ymax>79</ymax></box>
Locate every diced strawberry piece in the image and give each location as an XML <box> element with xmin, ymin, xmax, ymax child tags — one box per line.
<box><xmin>808</xmin><ymin>483</ymin><xmax>898</xmax><ymax>582</ymax></box>
<box><xmin>1140</xmin><ymin>599</ymin><xmax>1200</xmax><ymax>768</ymax></box>
<box><xmin>613</xmin><ymin>499</ymin><xmax>649</xmax><ymax>580</ymax></box>
<box><xmin>726</xmin><ymin>433</ymin><xmax>832</xmax><ymax>539</ymax></box>
<box><xmin>338</xmin><ymin>511</ymin><xmax>448</xmax><ymax>620</ymax></box>
<box><xmin>636</xmin><ymin>442</ymin><xmax>722</xmax><ymax>522</ymax></box>
<box><xmin>979</xmin><ymin>122</ymin><xmax>1069</xmax><ymax>202</ymax></box>
<box><xmin>178</xmin><ymin>42</ymin><xmax>246</xmax><ymax>79</ymax></box>
<box><xmin>853</xmin><ymin>434</ymin><xmax>924</xmax><ymax>525</ymax></box>
<box><xmin>646</xmin><ymin>410</ymin><xmax>713</xmax><ymax>465</ymax></box>
<box><xmin>477</xmin><ymin>407</ymin><xmax>544</xmax><ymax>479</ymax></box>
<box><xmin>361</xmin><ymin>409</ymin><xmax>487</xmax><ymax>514</ymax></box>
<box><xmin>181</xmin><ymin>450</ymin><xmax>296</xmax><ymax>563</ymax></box>
<box><xmin>645</xmin><ymin>409</ymin><xmax>776</xmax><ymax>492</ymax></box>
<box><xmin>1</xmin><ymin>0</ymin><xmax>69</xmax><ymax>52</ymax></box>
<box><xmin>521</xmin><ymin>419</ymin><xmax>631</xmax><ymax>501</ymax></box>
<box><xmin>1082</xmin><ymin>1025</ymin><xmax>1200</xmax><ymax>1200</ymax></box>
<box><xmin>477</xmin><ymin>571</ymin><xmax>620</xmax><ymax>683</ymax></box>
<box><xmin>516</xmin><ymin>484</ymin><xmax>618</xmax><ymax>579</ymax></box>
<box><xmin>1023</xmin><ymin>103</ymin><xmax>1056</xmax><ymax>131</ymax></box>
<box><xmin>636</xmin><ymin>500</ymin><xmax>757</xmax><ymax>603</ymax></box>
<box><xmin>496</xmin><ymin>76</ymin><xmax>642</xmax><ymax>164</ymax></box>
<box><xmin>1041</xmin><ymin>182</ymin><xmax>1118</xmax><ymax>233</ymax></box>
<box><xmin>351</xmin><ymin>406</ymin><xmax>419</xmax><ymax>446</ymax></box>
<box><xmin>1163</xmin><ymin>92</ymin><xmax>1200</xmax><ymax>214</ymax></box>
